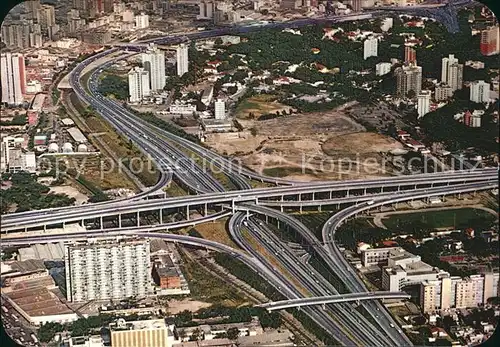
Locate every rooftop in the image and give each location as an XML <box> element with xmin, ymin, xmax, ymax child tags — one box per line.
<box><xmin>110</xmin><ymin>318</ymin><xmax>168</xmax><ymax>332</ymax></box>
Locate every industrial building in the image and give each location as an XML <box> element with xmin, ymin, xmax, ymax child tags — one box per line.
<box><xmin>110</xmin><ymin>318</ymin><xmax>174</xmax><ymax>347</ymax></box>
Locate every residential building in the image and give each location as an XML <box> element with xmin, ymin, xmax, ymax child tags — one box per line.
<box><xmin>64</xmin><ymin>239</ymin><xmax>151</xmax><ymax>302</ymax></box>
<box><xmin>176</xmin><ymin>43</ymin><xmax>189</xmax><ymax>77</ymax></box>
<box><xmin>404</xmin><ymin>46</ymin><xmax>417</xmax><ymax>65</ymax></box>
<box><xmin>350</xmin><ymin>0</ymin><xmax>362</xmax><ymax>12</ymax></box>
<box><xmin>281</xmin><ymin>0</ymin><xmax>300</xmax><ymax>10</ymax></box>
<box><xmin>128</xmin><ymin>67</ymin><xmax>150</xmax><ymax>103</ymax></box>
<box><xmin>435</xmin><ymin>84</ymin><xmax>454</xmax><ymax>101</ymax></box>
<box><xmin>480</xmin><ymin>26</ymin><xmax>499</xmax><ymax>56</ymax></box>
<box><xmin>363</xmin><ymin>37</ymin><xmax>378</xmax><ymax>60</ymax></box>
<box><xmin>441</xmin><ymin>54</ymin><xmax>463</xmax><ymax>91</ymax></box>
<box><xmin>214</xmin><ymin>99</ymin><xmax>225</xmax><ymax>120</ymax></box>
<box><xmin>1</xmin><ymin>52</ymin><xmax>26</xmax><ymax>106</ymax></box>
<box><xmin>142</xmin><ymin>44</ymin><xmax>166</xmax><ymax>91</ymax></box>
<box><xmin>470</xmin><ymin>80</ymin><xmax>491</xmax><ymax>103</ymax></box>
<box><xmin>135</xmin><ymin>12</ymin><xmax>149</xmax><ymax>29</ymax></box>
<box><xmin>24</xmin><ymin>0</ymin><xmax>41</xmax><ymax>21</ymax></box>
<box><xmin>394</xmin><ymin>64</ymin><xmax>422</xmax><ymax>98</ymax></box>
<box><xmin>420</xmin><ymin>273</ymin><xmax>499</xmax><ymax>313</ymax></box>
<box><xmin>375</xmin><ymin>62</ymin><xmax>392</xmax><ymax>76</ymax></box>
<box><xmin>417</xmin><ymin>90</ymin><xmax>432</xmax><ymax>118</ymax></box>
<box><xmin>109</xmin><ymin>318</ymin><xmax>172</xmax><ymax>347</ymax></box>
<box><xmin>1</xmin><ymin>21</ymin><xmax>41</xmax><ymax>49</ymax></box>
<box><xmin>38</xmin><ymin>4</ymin><xmax>55</xmax><ymax>33</ymax></box>
<box><xmin>471</xmin><ymin>110</ymin><xmax>482</xmax><ymax>128</ymax></box>
<box><xmin>198</xmin><ymin>1</ymin><xmax>215</xmax><ymax>19</ymax></box>
<box><xmin>122</xmin><ymin>9</ymin><xmax>135</xmax><ymax>22</ymax></box>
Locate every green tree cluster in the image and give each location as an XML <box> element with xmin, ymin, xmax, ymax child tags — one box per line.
<box><xmin>98</xmin><ymin>75</ymin><xmax>129</xmax><ymax>100</ymax></box>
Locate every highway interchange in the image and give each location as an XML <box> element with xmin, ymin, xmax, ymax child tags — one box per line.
<box><xmin>1</xmin><ymin>1</ymin><xmax>496</xmax><ymax>345</ymax></box>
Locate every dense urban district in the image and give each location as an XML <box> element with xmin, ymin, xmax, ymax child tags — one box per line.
<box><xmin>0</xmin><ymin>1</ymin><xmax>499</xmax><ymax>347</ymax></box>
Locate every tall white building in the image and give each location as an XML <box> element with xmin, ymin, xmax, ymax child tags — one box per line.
<box><xmin>375</xmin><ymin>62</ymin><xmax>392</xmax><ymax>76</ymax></box>
<box><xmin>198</xmin><ymin>1</ymin><xmax>214</xmax><ymax>20</ymax></box>
<box><xmin>176</xmin><ymin>43</ymin><xmax>189</xmax><ymax>77</ymax></box>
<box><xmin>135</xmin><ymin>12</ymin><xmax>149</xmax><ymax>29</ymax></box>
<box><xmin>363</xmin><ymin>37</ymin><xmax>378</xmax><ymax>60</ymax></box>
<box><xmin>470</xmin><ymin>80</ymin><xmax>491</xmax><ymax>103</ymax></box>
<box><xmin>417</xmin><ymin>90</ymin><xmax>432</xmax><ymax>119</ymax></box>
<box><xmin>64</xmin><ymin>239</ymin><xmax>151</xmax><ymax>302</ymax></box>
<box><xmin>142</xmin><ymin>44</ymin><xmax>166</xmax><ymax>91</ymax></box>
<box><xmin>128</xmin><ymin>67</ymin><xmax>150</xmax><ymax>103</ymax></box>
<box><xmin>1</xmin><ymin>52</ymin><xmax>26</xmax><ymax>106</ymax></box>
<box><xmin>214</xmin><ymin>99</ymin><xmax>225</xmax><ymax>119</ymax></box>
<box><xmin>441</xmin><ymin>54</ymin><xmax>463</xmax><ymax>91</ymax></box>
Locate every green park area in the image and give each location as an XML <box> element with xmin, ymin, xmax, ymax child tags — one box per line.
<box><xmin>382</xmin><ymin>208</ymin><xmax>497</xmax><ymax>231</ymax></box>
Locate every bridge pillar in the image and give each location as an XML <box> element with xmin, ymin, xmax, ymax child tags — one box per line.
<box><xmin>381</xmin><ymin>186</ymin><xmax>384</xmax><ymax>193</ymax></box>
<box><xmin>299</xmin><ymin>205</ymin><xmax>303</xmax><ymax>214</ymax></box>
<box><xmin>312</xmin><ymin>192</ymin><xmax>315</xmax><ymax>200</ymax></box>
<box><xmin>318</xmin><ymin>205</ymin><xmax>322</xmax><ymax>212</ymax></box>
<box><xmin>280</xmin><ymin>205</ymin><xmax>284</xmax><ymax>213</ymax></box>
<box><xmin>204</xmin><ymin>204</ymin><xmax>208</xmax><ymax>216</ymax></box>
<box><xmin>346</xmin><ymin>189</ymin><xmax>350</xmax><ymax>197</ymax></box>
<box><xmin>119</xmin><ymin>214</ymin><xmax>122</xmax><ymax>228</ymax></box>
<box><xmin>281</xmin><ymin>195</ymin><xmax>284</xmax><ymax>201</ymax></box>
<box><xmin>100</xmin><ymin>216</ymin><xmax>104</xmax><ymax>229</ymax></box>
<box><xmin>298</xmin><ymin>194</ymin><xmax>301</xmax><ymax>201</ymax></box>
<box><xmin>232</xmin><ymin>200</ymin><xmax>235</xmax><ymax>214</ymax></box>
<box><xmin>136</xmin><ymin>212</ymin><xmax>140</xmax><ymax>227</ymax></box>
<box><xmin>329</xmin><ymin>191</ymin><xmax>332</xmax><ymax>199</ymax></box>
<box><xmin>363</xmin><ymin>188</ymin><xmax>366</xmax><ymax>195</ymax></box>
<box><xmin>397</xmin><ymin>185</ymin><xmax>401</xmax><ymax>191</ymax></box>
<box><xmin>322</xmin><ymin>303</ymin><xmax>326</xmax><ymax>310</ymax></box>
<box><xmin>186</xmin><ymin>205</ymin><xmax>190</xmax><ymax>220</ymax></box>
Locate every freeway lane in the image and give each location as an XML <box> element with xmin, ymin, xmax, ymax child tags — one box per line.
<box><xmin>228</xmin><ymin>213</ymin><xmax>361</xmax><ymax>346</ymax></box>
<box><xmin>240</xmin><ymin>216</ymin><xmax>396</xmax><ymax>346</ymax></box>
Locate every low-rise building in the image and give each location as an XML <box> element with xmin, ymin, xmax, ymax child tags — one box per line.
<box><xmin>110</xmin><ymin>318</ymin><xmax>175</xmax><ymax>347</ymax></box>
<box><xmin>169</xmin><ymin>103</ymin><xmax>197</xmax><ymax>115</ymax></box>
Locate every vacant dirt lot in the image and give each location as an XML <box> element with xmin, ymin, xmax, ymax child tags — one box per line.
<box><xmin>235</xmin><ymin>94</ymin><xmax>292</xmax><ymax>120</ymax></box>
<box><xmin>167</xmin><ymin>299</ymin><xmax>212</xmax><ymax>314</ymax></box>
<box><xmin>207</xmin><ymin>102</ymin><xmax>402</xmax><ymax>180</ymax></box>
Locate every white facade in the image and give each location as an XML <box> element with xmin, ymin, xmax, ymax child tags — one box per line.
<box><xmin>176</xmin><ymin>44</ymin><xmax>189</xmax><ymax>77</ymax></box>
<box><xmin>470</xmin><ymin>80</ymin><xmax>491</xmax><ymax>103</ymax></box>
<box><xmin>128</xmin><ymin>67</ymin><xmax>150</xmax><ymax>103</ymax></box>
<box><xmin>363</xmin><ymin>37</ymin><xmax>378</xmax><ymax>60</ymax></box>
<box><xmin>375</xmin><ymin>62</ymin><xmax>392</xmax><ymax>76</ymax></box>
<box><xmin>65</xmin><ymin>240</ymin><xmax>151</xmax><ymax>302</ymax></box>
<box><xmin>122</xmin><ymin>9</ymin><xmax>134</xmax><ymax>22</ymax></box>
<box><xmin>135</xmin><ymin>12</ymin><xmax>149</xmax><ymax>29</ymax></box>
<box><xmin>214</xmin><ymin>99</ymin><xmax>225</xmax><ymax>120</ymax></box>
<box><xmin>417</xmin><ymin>90</ymin><xmax>432</xmax><ymax>119</ymax></box>
<box><xmin>169</xmin><ymin>103</ymin><xmax>197</xmax><ymax>115</ymax></box>
<box><xmin>441</xmin><ymin>54</ymin><xmax>463</xmax><ymax>91</ymax></box>
<box><xmin>142</xmin><ymin>45</ymin><xmax>166</xmax><ymax>91</ymax></box>
<box><xmin>1</xmin><ymin>52</ymin><xmax>26</xmax><ymax>105</ymax></box>
<box><xmin>198</xmin><ymin>1</ymin><xmax>214</xmax><ymax>20</ymax></box>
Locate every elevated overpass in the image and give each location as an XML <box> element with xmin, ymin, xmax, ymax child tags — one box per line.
<box><xmin>258</xmin><ymin>292</ymin><xmax>411</xmax><ymax>311</ymax></box>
